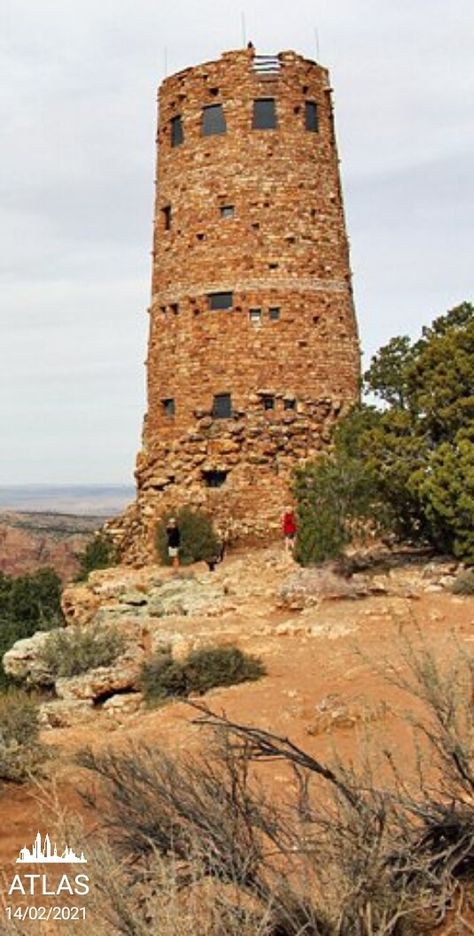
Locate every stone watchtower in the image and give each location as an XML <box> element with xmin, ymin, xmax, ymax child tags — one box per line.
<box><xmin>115</xmin><ymin>47</ymin><xmax>360</xmax><ymax>562</ymax></box>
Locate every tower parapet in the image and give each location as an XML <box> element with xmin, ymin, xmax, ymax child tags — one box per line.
<box><xmin>112</xmin><ymin>47</ymin><xmax>360</xmax><ymax>562</ymax></box>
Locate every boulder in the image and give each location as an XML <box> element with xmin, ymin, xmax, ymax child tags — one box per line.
<box><xmin>278</xmin><ymin>565</ymin><xmax>374</xmax><ymax>609</ymax></box>
<box><xmin>55</xmin><ymin>658</ymin><xmax>143</xmax><ymax>702</ymax></box>
<box><xmin>39</xmin><ymin>700</ymin><xmax>95</xmax><ymax>729</ymax></box>
<box><xmin>3</xmin><ymin>631</ymin><xmax>54</xmax><ymax>686</ymax></box>
<box><xmin>61</xmin><ymin>585</ymin><xmax>100</xmax><ymax>627</ymax></box>
<box><xmin>102</xmin><ymin>692</ymin><xmax>143</xmax><ymax>714</ymax></box>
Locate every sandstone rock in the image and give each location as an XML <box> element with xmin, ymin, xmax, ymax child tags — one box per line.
<box><xmin>61</xmin><ymin>585</ymin><xmax>100</xmax><ymax>627</ymax></box>
<box><xmin>3</xmin><ymin>631</ymin><xmax>54</xmax><ymax>686</ymax></box>
<box><xmin>306</xmin><ymin>694</ymin><xmax>386</xmax><ymax>736</ymax></box>
<box><xmin>55</xmin><ymin>658</ymin><xmax>143</xmax><ymax>702</ymax></box>
<box><xmin>39</xmin><ymin>700</ymin><xmax>95</xmax><ymax>729</ymax></box>
<box><xmin>279</xmin><ymin>566</ymin><xmax>374</xmax><ymax>608</ymax></box>
<box><xmin>120</xmin><ymin>591</ymin><xmax>149</xmax><ymax>607</ymax></box>
<box><xmin>102</xmin><ymin>692</ymin><xmax>143</xmax><ymax>713</ymax></box>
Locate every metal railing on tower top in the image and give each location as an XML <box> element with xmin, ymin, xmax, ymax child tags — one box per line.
<box><xmin>253</xmin><ymin>54</ymin><xmax>282</xmax><ymax>74</ymax></box>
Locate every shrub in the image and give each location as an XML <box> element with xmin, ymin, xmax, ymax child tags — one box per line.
<box><xmin>38</xmin><ymin>625</ymin><xmax>126</xmax><ymax>678</ymax></box>
<box><xmin>451</xmin><ymin>568</ymin><xmax>474</xmax><ymax>595</ymax></box>
<box><xmin>155</xmin><ymin>507</ymin><xmax>221</xmax><ymax>566</ymax></box>
<box><xmin>0</xmin><ymin>690</ymin><xmax>45</xmax><ymax>781</ymax></box>
<box><xmin>141</xmin><ymin>645</ymin><xmax>265</xmax><ymax>704</ymax></box>
<box><xmin>293</xmin><ymin>449</ymin><xmax>382</xmax><ymax>565</ymax></box>
<box><xmin>76</xmin><ymin>532</ymin><xmax>118</xmax><ymax>581</ymax></box>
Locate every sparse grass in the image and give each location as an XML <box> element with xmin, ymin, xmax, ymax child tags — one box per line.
<box><xmin>140</xmin><ymin>645</ymin><xmax>265</xmax><ymax>705</ymax></box>
<box><xmin>38</xmin><ymin>624</ymin><xmax>126</xmax><ymax>678</ymax></box>
<box><xmin>0</xmin><ymin>690</ymin><xmax>46</xmax><ymax>781</ymax></box>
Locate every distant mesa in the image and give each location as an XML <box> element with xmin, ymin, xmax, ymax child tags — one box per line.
<box><xmin>16</xmin><ymin>832</ymin><xmax>87</xmax><ymax>864</ymax></box>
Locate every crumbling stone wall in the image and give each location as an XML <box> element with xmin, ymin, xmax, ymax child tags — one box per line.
<box><xmin>110</xmin><ymin>47</ymin><xmax>360</xmax><ymax>564</ymax></box>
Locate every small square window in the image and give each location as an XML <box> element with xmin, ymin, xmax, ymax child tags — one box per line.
<box><xmin>170</xmin><ymin>115</ymin><xmax>183</xmax><ymax>147</ymax></box>
<box><xmin>212</xmin><ymin>393</ymin><xmax>232</xmax><ymax>418</ymax></box>
<box><xmin>305</xmin><ymin>101</ymin><xmax>319</xmax><ymax>132</ymax></box>
<box><xmin>208</xmin><ymin>292</ymin><xmax>233</xmax><ymax>310</ymax></box>
<box><xmin>220</xmin><ymin>205</ymin><xmax>235</xmax><ymax>219</ymax></box>
<box><xmin>262</xmin><ymin>395</ymin><xmax>275</xmax><ymax>411</ymax></box>
<box><xmin>249</xmin><ymin>308</ymin><xmax>262</xmax><ymax>324</ymax></box>
<box><xmin>269</xmin><ymin>307</ymin><xmax>280</xmax><ymax>321</ymax></box>
<box><xmin>162</xmin><ymin>205</ymin><xmax>172</xmax><ymax>230</ymax></box>
<box><xmin>253</xmin><ymin>98</ymin><xmax>277</xmax><ymax>130</ymax></box>
<box><xmin>162</xmin><ymin>398</ymin><xmax>175</xmax><ymax>416</ymax></box>
<box><xmin>202</xmin><ymin>104</ymin><xmax>227</xmax><ymax>136</ymax></box>
<box><xmin>170</xmin><ymin>303</ymin><xmax>179</xmax><ymax>315</ymax></box>
<box><xmin>203</xmin><ymin>469</ymin><xmax>228</xmax><ymax>488</ymax></box>
<box><xmin>284</xmin><ymin>398</ymin><xmax>296</xmax><ymax>410</ymax></box>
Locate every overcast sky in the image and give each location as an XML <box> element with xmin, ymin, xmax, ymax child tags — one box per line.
<box><xmin>1</xmin><ymin>0</ymin><xmax>473</xmax><ymax>484</ymax></box>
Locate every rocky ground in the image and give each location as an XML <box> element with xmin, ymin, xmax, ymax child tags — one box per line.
<box><xmin>0</xmin><ymin>544</ymin><xmax>472</xmax><ymax>930</ymax></box>
<box><xmin>0</xmin><ymin>511</ymin><xmax>103</xmax><ymax>580</ymax></box>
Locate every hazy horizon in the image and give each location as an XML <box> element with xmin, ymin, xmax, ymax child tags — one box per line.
<box><xmin>0</xmin><ymin>483</ymin><xmax>135</xmax><ymax>515</ymax></box>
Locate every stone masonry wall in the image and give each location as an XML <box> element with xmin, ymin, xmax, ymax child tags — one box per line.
<box><xmin>110</xmin><ymin>47</ymin><xmax>360</xmax><ymax>564</ymax></box>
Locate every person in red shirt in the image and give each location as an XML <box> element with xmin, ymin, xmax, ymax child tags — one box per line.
<box><xmin>282</xmin><ymin>506</ymin><xmax>297</xmax><ymax>553</ymax></box>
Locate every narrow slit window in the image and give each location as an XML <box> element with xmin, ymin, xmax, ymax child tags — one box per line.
<box><xmin>252</xmin><ymin>98</ymin><xmax>277</xmax><ymax>130</ymax></box>
<box><xmin>170</xmin><ymin>115</ymin><xmax>183</xmax><ymax>147</ymax></box>
<box><xmin>269</xmin><ymin>307</ymin><xmax>280</xmax><ymax>321</ymax></box>
<box><xmin>212</xmin><ymin>393</ymin><xmax>232</xmax><ymax>419</ymax></box>
<box><xmin>220</xmin><ymin>205</ymin><xmax>235</xmax><ymax>219</ymax></box>
<box><xmin>162</xmin><ymin>205</ymin><xmax>172</xmax><ymax>230</ymax></box>
<box><xmin>249</xmin><ymin>308</ymin><xmax>262</xmax><ymax>324</ymax></box>
<box><xmin>162</xmin><ymin>398</ymin><xmax>175</xmax><ymax>417</ymax></box>
<box><xmin>262</xmin><ymin>394</ymin><xmax>275</xmax><ymax>411</ymax></box>
<box><xmin>305</xmin><ymin>101</ymin><xmax>319</xmax><ymax>132</ymax></box>
<box><xmin>202</xmin><ymin>104</ymin><xmax>227</xmax><ymax>136</ymax></box>
<box><xmin>208</xmin><ymin>292</ymin><xmax>233</xmax><ymax>310</ymax></box>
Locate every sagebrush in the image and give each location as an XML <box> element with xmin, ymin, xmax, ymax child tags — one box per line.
<box><xmin>141</xmin><ymin>645</ymin><xmax>265</xmax><ymax>704</ymax></box>
<box><xmin>39</xmin><ymin>624</ymin><xmax>126</xmax><ymax>678</ymax></box>
<box><xmin>0</xmin><ymin>690</ymin><xmax>45</xmax><ymax>782</ymax></box>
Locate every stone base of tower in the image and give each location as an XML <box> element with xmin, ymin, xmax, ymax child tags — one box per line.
<box><xmin>107</xmin><ymin>396</ymin><xmax>353</xmax><ymax>566</ymax></box>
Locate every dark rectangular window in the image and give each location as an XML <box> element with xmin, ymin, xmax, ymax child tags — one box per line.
<box><xmin>208</xmin><ymin>292</ymin><xmax>233</xmax><ymax>310</ymax></box>
<box><xmin>212</xmin><ymin>393</ymin><xmax>232</xmax><ymax>419</ymax></box>
<box><xmin>253</xmin><ymin>98</ymin><xmax>277</xmax><ymax>130</ymax></box>
<box><xmin>269</xmin><ymin>307</ymin><xmax>280</xmax><ymax>320</ymax></box>
<box><xmin>262</xmin><ymin>394</ymin><xmax>275</xmax><ymax>411</ymax></box>
<box><xmin>202</xmin><ymin>104</ymin><xmax>227</xmax><ymax>136</ymax></box>
<box><xmin>162</xmin><ymin>205</ymin><xmax>172</xmax><ymax>230</ymax></box>
<box><xmin>162</xmin><ymin>398</ymin><xmax>175</xmax><ymax>416</ymax></box>
<box><xmin>284</xmin><ymin>398</ymin><xmax>296</xmax><ymax>410</ymax></box>
<box><xmin>220</xmin><ymin>205</ymin><xmax>235</xmax><ymax>219</ymax></box>
<box><xmin>305</xmin><ymin>101</ymin><xmax>319</xmax><ymax>132</ymax></box>
<box><xmin>249</xmin><ymin>308</ymin><xmax>262</xmax><ymax>324</ymax></box>
<box><xmin>170</xmin><ymin>115</ymin><xmax>183</xmax><ymax>147</ymax></box>
<box><xmin>203</xmin><ymin>469</ymin><xmax>228</xmax><ymax>488</ymax></box>
<box><xmin>170</xmin><ymin>303</ymin><xmax>179</xmax><ymax>315</ymax></box>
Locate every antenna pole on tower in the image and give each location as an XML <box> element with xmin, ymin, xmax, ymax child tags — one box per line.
<box><xmin>241</xmin><ymin>12</ymin><xmax>247</xmax><ymax>47</ymax></box>
<box><xmin>313</xmin><ymin>27</ymin><xmax>320</xmax><ymax>61</ymax></box>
